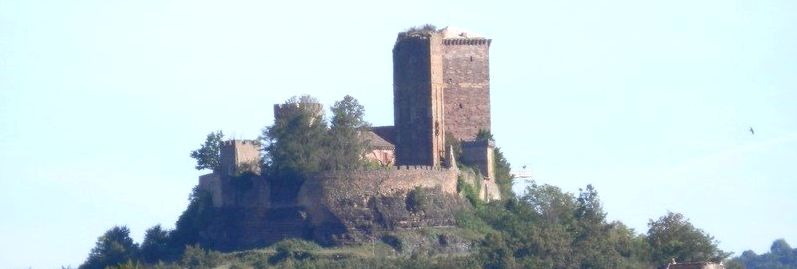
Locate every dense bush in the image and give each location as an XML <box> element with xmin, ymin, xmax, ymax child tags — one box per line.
<box><xmin>459</xmin><ymin>182</ymin><xmax>726</xmax><ymax>268</ymax></box>
<box><xmin>269</xmin><ymin>239</ymin><xmax>321</xmax><ymax>264</ymax></box>
<box><xmin>407</xmin><ymin>187</ymin><xmax>431</xmax><ymax>213</ymax></box>
<box><xmin>79</xmin><ymin>226</ymin><xmax>139</xmax><ymax>269</ymax></box>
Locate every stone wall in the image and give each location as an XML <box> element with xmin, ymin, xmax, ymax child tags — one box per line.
<box><xmin>461</xmin><ymin>139</ymin><xmax>495</xmax><ymax>180</ymax></box>
<box><xmin>442</xmin><ymin>38</ymin><xmax>491</xmax><ymax>141</ymax></box>
<box><xmin>393</xmin><ymin>32</ymin><xmax>446</xmax><ymax>167</ymax></box>
<box><xmin>272</xmin><ymin>102</ymin><xmax>324</xmax><ymax>121</ymax></box>
<box><xmin>198</xmin><ymin>172</ymin><xmax>270</xmax><ymax>208</ymax></box>
<box><xmin>220</xmin><ymin>140</ymin><xmax>261</xmax><ymax>176</ymax></box>
<box><xmin>459</xmin><ymin>167</ymin><xmax>501</xmax><ymax>202</ymax></box>
<box><xmin>199</xmin><ymin>173</ymin><xmax>223</xmax><ymax>207</ymax></box>
<box><xmin>392</xmin><ymin>29</ymin><xmax>492</xmax><ymax>166</ymax></box>
<box><xmin>297</xmin><ymin>166</ymin><xmax>463</xmax><ymax>244</ymax></box>
<box><xmin>197</xmin><ymin>165</ymin><xmax>464</xmax><ymax>248</ymax></box>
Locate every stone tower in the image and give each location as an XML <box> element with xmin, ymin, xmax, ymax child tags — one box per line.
<box><xmin>220</xmin><ymin>140</ymin><xmax>261</xmax><ymax>176</ymax></box>
<box><xmin>393</xmin><ymin>27</ymin><xmax>492</xmax><ymax>166</ymax></box>
<box><xmin>440</xmin><ymin>28</ymin><xmax>492</xmax><ymax>141</ymax></box>
<box><xmin>393</xmin><ymin>30</ymin><xmax>447</xmax><ymax>167</ymax></box>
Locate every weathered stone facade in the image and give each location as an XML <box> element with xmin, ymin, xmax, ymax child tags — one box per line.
<box><xmin>220</xmin><ymin>140</ymin><xmax>261</xmax><ymax>176</ymax></box>
<box><xmin>197</xmin><ymin>165</ymin><xmax>462</xmax><ymax>248</ymax></box>
<box><xmin>194</xmin><ymin>26</ymin><xmax>500</xmax><ymax>250</ymax></box>
<box><xmin>272</xmin><ymin>102</ymin><xmax>324</xmax><ymax>122</ymax></box>
<box><xmin>441</xmin><ymin>29</ymin><xmax>492</xmax><ymax>141</ymax></box>
<box><xmin>459</xmin><ymin>167</ymin><xmax>501</xmax><ymax>202</ymax></box>
<box><xmin>392</xmin><ymin>32</ymin><xmax>446</xmax><ymax>167</ymax></box>
<box><xmin>392</xmin><ymin>27</ymin><xmax>492</xmax><ymax>170</ymax></box>
<box><xmin>298</xmin><ymin>166</ymin><xmax>461</xmax><ymax>244</ymax></box>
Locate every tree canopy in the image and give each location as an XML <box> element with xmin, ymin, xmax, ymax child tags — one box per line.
<box><xmin>646</xmin><ymin>212</ymin><xmax>729</xmax><ymax>265</ymax></box>
<box><xmin>261</xmin><ymin>95</ymin><xmax>329</xmax><ymax>176</ymax></box>
<box><xmin>328</xmin><ymin>95</ymin><xmax>371</xmax><ymax>170</ymax></box>
<box><xmin>189</xmin><ymin>130</ymin><xmax>224</xmax><ymax>172</ymax></box>
<box><xmin>472</xmin><ymin>182</ymin><xmax>652</xmax><ymax>268</ymax></box>
<box><xmin>732</xmin><ymin>239</ymin><xmax>797</xmax><ymax>269</ymax></box>
<box><xmin>260</xmin><ymin>95</ymin><xmax>371</xmax><ymax>176</ymax></box>
<box><xmin>79</xmin><ymin>226</ymin><xmax>139</xmax><ymax>269</ymax></box>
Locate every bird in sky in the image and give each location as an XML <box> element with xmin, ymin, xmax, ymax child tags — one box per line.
<box><xmin>749</xmin><ymin>127</ymin><xmax>755</xmax><ymax>135</ymax></box>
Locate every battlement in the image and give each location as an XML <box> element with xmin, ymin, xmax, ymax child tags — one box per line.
<box><xmin>222</xmin><ymin>140</ymin><xmax>260</xmax><ymax>146</ymax></box>
<box><xmin>304</xmin><ymin>164</ymin><xmax>458</xmax><ymax>198</ymax></box>
<box><xmin>273</xmin><ymin>103</ymin><xmax>324</xmax><ymax>120</ymax></box>
<box><xmin>442</xmin><ymin>39</ymin><xmax>491</xmax><ymax>46</ymax></box>
<box><xmin>396</xmin><ymin>31</ymin><xmax>435</xmax><ymax>41</ymax></box>
<box><xmin>461</xmin><ymin>139</ymin><xmax>495</xmax><ymax>149</ymax></box>
<box><xmin>220</xmin><ymin>139</ymin><xmax>262</xmax><ymax>176</ymax></box>
<box><xmin>325</xmin><ymin>165</ymin><xmax>453</xmax><ymax>172</ymax></box>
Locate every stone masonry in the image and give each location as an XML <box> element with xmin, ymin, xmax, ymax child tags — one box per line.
<box><xmin>442</xmin><ymin>32</ymin><xmax>492</xmax><ymax>141</ymax></box>
<box><xmin>393</xmin><ymin>31</ymin><xmax>446</xmax><ymax>167</ymax></box>
<box><xmin>220</xmin><ymin>140</ymin><xmax>261</xmax><ymax>176</ymax></box>
<box><xmin>195</xmin><ymin>26</ymin><xmax>499</xmax><ymax>249</ymax></box>
<box><xmin>392</xmin><ymin>27</ymin><xmax>492</xmax><ymax>171</ymax></box>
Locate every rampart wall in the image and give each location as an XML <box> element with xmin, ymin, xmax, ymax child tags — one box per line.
<box><xmin>461</xmin><ymin>139</ymin><xmax>495</xmax><ymax>180</ymax></box>
<box><xmin>272</xmin><ymin>103</ymin><xmax>324</xmax><ymax>120</ymax></box>
<box><xmin>297</xmin><ymin>166</ymin><xmax>462</xmax><ymax>244</ymax></box>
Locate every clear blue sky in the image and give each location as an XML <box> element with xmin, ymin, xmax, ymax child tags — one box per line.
<box><xmin>1</xmin><ymin>0</ymin><xmax>795</xmax><ymax>268</ymax></box>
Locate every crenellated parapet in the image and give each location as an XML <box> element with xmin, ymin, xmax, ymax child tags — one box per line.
<box><xmin>442</xmin><ymin>38</ymin><xmax>492</xmax><ymax>46</ymax></box>
<box><xmin>221</xmin><ymin>139</ymin><xmax>261</xmax><ymax>176</ymax></box>
<box><xmin>272</xmin><ymin>102</ymin><xmax>324</xmax><ymax>121</ymax></box>
<box><xmin>222</xmin><ymin>139</ymin><xmax>259</xmax><ymax>146</ymax></box>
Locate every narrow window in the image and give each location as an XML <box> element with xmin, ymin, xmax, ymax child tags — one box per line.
<box><xmin>469</xmin><ymin>56</ymin><xmax>473</xmax><ymax>62</ymax></box>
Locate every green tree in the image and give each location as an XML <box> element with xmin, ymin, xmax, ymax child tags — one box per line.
<box><xmin>261</xmin><ymin>95</ymin><xmax>328</xmax><ymax>176</ymax></box>
<box><xmin>771</xmin><ymin>239</ymin><xmax>793</xmax><ymax>257</ymax></box>
<box><xmin>328</xmin><ymin>95</ymin><xmax>370</xmax><ymax>170</ymax></box>
<box><xmin>139</xmin><ymin>225</ymin><xmax>174</xmax><ymax>263</ymax></box>
<box><xmin>472</xmin><ymin>183</ymin><xmax>656</xmax><ymax>269</ymax></box>
<box><xmin>734</xmin><ymin>239</ymin><xmax>797</xmax><ymax>269</ymax></box>
<box><xmin>106</xmin><ymin>260</ymin><xmax>143</xmax><ymax>269</ymax></box>
<box><xmin>79</xmin><ymin>226</ymin><xmax>139</xmax><ymax>269</ymax></box>
<box><xmin>170</xmin><ymin>187</ymin><xmax>215</xmax><ymax>251</ymax></box>
<box><xmin>646</xmin><ymin>212</ymin><xmax>729</xmax><ymax>265</ymax></box>
<box><xmin>180</xmin><ymin>245</ymin><xmax>223</xmax><ymax>269</ymax></box>
<box><xmin>479</xmin><ymin>233</ymin><xmax>519</xmax><ymax>269</ymax></box>
<box><xmin>190</xmin><ymin>131</ymin><xmax>224</xmax><ymax>172</ymax></box>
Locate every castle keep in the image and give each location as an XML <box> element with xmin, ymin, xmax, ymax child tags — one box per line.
<box><xmin>390</xmin><ymin>27</ymin><xmax>493</xmax><ymax>169</ymax></box>
<box><xmin>196</xmin><ymin>26</ymin><xmax>499</xmax><ymax>249</ymax></box>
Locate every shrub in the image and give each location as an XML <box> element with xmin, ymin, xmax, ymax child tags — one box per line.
<box><xmin>180</xmin><ymin>244</ymin><xmax>223</xmax><ymax>269</ymax></box>
<box><xmin>269</xmin><ymin>239</ymin><xmax>321</xmax><ymax>264</ymax></box>
<box><xmin>406</xmin><ymin>187</ymin><xmax>430</xmax><ymax>213</ymax></box>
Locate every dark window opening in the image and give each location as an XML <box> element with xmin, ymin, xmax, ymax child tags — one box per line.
<box><xmin>459</xmin><ymin>104</ymin><xmax>463</xmax><ymax>109</ymax></box>
<box><xmin>469</xmin><ymin>56</ymin><xmax>473</xmax><ymax>62</ymax></box>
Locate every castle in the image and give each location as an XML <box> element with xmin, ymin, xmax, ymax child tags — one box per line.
<box><xmin>196</xmin><ymin>27</ymin><xmax>500</xmax><ymax>249</ymax></box>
